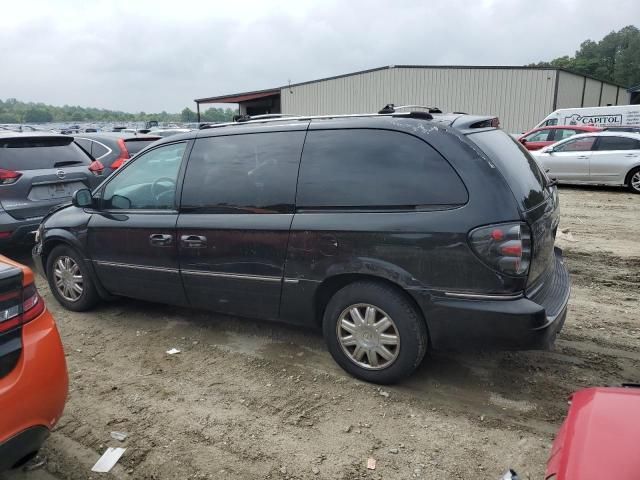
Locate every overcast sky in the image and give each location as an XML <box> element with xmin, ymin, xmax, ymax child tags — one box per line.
<box><xmin>1</xmin><ymin>0</ymin><xmax>636</xmax><ymax>113</ymax></box>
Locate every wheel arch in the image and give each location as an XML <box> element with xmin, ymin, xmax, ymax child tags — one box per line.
<box><xmin>624</xmin><ymin>164</ymin><xmax>640</xmax><ymax>187</ymax></box>
<box><xmin>313</xmin><ymin>273</ymin><xmax>431</xmax><ymax>342</ymax></box>
<box><xmin>41</xmin><ymin>232</ymin><xmax>111</xmax><ymax>299</ymax></box>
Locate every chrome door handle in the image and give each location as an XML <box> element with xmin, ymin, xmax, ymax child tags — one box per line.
<box><xmin>624</xmin><ymin>153</ymin><xmax>636</xmax><ymax>157</ymax></box>
<box><xmin>149</xmin><ymin>233</ymin><xmax>173</xmax><ymax>246</ymax></box>
<box><xmin>180</xmin><ymin>234</ymin><xmax>207</xmax><ymax>248</ymax></box>
<box><xmin>576</xmin><ymin>156</ymin><xmax>589</xmax><ymax>159</ymax></box>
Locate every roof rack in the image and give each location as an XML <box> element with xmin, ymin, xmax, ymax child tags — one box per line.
<box><xmin>378</xmin><ymin>104</ymin><xmax>442</xmax><ymax>114</ymax></box>
<box><xmin>198</xmin><ymin>105</ymin><xmax>473</xmax><ymax>130</ymax></box>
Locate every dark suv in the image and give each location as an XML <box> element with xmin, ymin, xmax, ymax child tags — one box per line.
<box><xmin>33</xmin><ymin>110</ymin><xmax>570</xmax><ymax>384</ymax></box>
<box><xmin>0</xmin><ymin>132</ymin><xmax>104</xmax><ymax>247</ymax></box>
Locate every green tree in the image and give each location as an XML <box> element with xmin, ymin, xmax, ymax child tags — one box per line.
<box><xmin>530</xmin><ymin>25</ymin><xmax>640</xmax><ymax>87</ymax></box>
<box><xmin>181</xmin><ymin>107</ymin><xmax>197</xmax><ymax>122</ymax></box>
<box><xmin>23</xmin><ymin>107</ymin><xmax>53</xmax><ymax>123</ymax></box>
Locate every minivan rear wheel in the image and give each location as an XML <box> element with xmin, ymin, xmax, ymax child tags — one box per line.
<box><xmin>322</xmin><ymin>281</ymin><xmax>428</xmax><ymax>384</ymax></box>
<box><xmin>46</xmin><ymin>245</ymin><xmax>99</xmax><ymax>311</ymax></box>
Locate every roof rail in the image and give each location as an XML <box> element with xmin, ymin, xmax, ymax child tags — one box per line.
<box><xmin>198</xmin><ymin>107</ymin><xmax>471</xmax><ymax>130</ymax></box>
<box><xmin>380</xmin><ymin>104</ymin><xmax>443</xmax><ymax>114</ymax></box>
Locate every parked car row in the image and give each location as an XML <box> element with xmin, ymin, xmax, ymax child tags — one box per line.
<box><xmin>1</xmin><ymin>106</ymin><xmax>637</xmax><ymax>477</ymax></box>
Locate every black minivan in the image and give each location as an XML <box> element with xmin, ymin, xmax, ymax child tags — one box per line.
<box><xmin>33</xmin><ymin>110</ymin><xmax>570</xmax><ymax>384</ymax></box>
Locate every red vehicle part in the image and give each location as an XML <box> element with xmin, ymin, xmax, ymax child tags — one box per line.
<box><xmin>0</xmin><ymin>255</ymin><xmax>68</xmax><ymax>471</ymax></box>
<box><xmin>545</xmin><ymin>386</ymin><xmax>640</xmax><ymax>479</ymax></box>
<box><xmin>518</xmin><ymin>126</ymin><xmax>602</xmax><ymax>151</ymax></box>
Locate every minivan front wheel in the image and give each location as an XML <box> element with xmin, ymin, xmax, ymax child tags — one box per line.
<box><xmin>46</xmin><ymin>245</ymin><xmax>99</xmax><ymax>311</ymax></box>
<box><xmin>323</xmin><ymin>281</ymin><xmax>428</xmax><ymax>384</ymax></box>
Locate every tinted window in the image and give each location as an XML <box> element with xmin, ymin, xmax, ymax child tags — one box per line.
<box><xmin>102</xmin><ymin>142</ymin><xmax>185</xmax><ymax>210</ymax></box>
<box><xmin>0</xmin><ymin>137</ymin><xmax>92</xmax><ymax>171</ymax></box>
<box><xmin>555</xmin><ymin>137</ymin><xmax>596</xmax><ymax>152</ymax></box>
<box><xmin>297</xmin><ymin>129</ymin><xmax>467</xmax><ymax>208</ymax></box>
<box><xmin>594</xmin><ymin>136</ymin><xmax>640</xmax><ymax>151</ymax></box>
<box><xmin>91</xmin><ymin>141</ymin><xmax>110</xmax><ymax>158</ymax></box>
<box><xmin>469</xmin><ymin>130</ymin><xmax>548</xmax><ymax>210</ymax></box>
<box><xmin>125</xmin><ymin>138</ymin><xmax>160</xmax><ymax>155</ymax></box>
<box><xmin>181</xmin><ymin>132</ymin><xmax>305</xmax><ymax>213</ymax></box>
<box><xmin>74</xmin><ymin>138</ymin><xmax>93</xmax><ymax>155</ymax></box>
<box><xmin>524</xmin><ymin>130</ymin><xmax>550</xmax><ymax>142</ymax></box>
<box><xmin>543</xmin><ymin>119</ymin><xmax>558</xmax><ymax>126</ymax></box>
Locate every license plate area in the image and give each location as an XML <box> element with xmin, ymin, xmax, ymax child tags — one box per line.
<box><xmin>28</xmin><ymin>181</ymin><xmax>86</xmax><ymax>201</ymax></box>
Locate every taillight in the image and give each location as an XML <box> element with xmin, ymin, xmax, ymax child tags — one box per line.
<box><xmin>89</xmin><ymin>160</ymin><xmax>104</xmax><ymax>175</ymax></box>
<box><xmin>110</xmin><ymin>139</ymin><xmax>130</xmax><ymax>169</ymax></box>
<box><xmin>0</xmin><ymin>168</ymin><xmax>21</xmax><ymax>185</ymax></box>
<box><xmin>0</xmin><ymin>282</ymin><xmax>44</xmax><ymax>333</ymax></box>
<box><xmin>469</xmin><ymin>222</ymin><xmax>531</xmax><ymax>276</ymax></box>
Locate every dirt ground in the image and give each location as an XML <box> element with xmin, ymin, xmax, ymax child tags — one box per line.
<box><xmin>2</xmin><ymin>186</ymin><xmax>639</xmax><ymax>480</ymax></box>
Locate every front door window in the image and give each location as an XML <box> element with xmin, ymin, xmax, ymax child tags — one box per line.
<box><xmin>102</xmin><ymin>142</ymin><xmax>186</xmax><ymax>210</ymax></box>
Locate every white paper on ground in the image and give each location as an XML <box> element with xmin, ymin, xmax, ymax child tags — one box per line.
<box><xmin>91</xmin><ymin>447</ymin><xmax>126</xmax><ymax>473</ymax></box>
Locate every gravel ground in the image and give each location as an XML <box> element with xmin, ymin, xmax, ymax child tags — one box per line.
<box><xmin>2</xmin><ymin>186</ymin><xmax>639</xmax><ymax>480</ymax></box>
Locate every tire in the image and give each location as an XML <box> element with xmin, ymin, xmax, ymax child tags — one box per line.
<box><xmin>627</xmin><ymin>167</ymin><xmax>640</xmax><ymax>194</ymax></box>
<box><xmin>46</xmin><ymin>245</ymin><xmax>99</xmax><ymax>311</ymax></box>
<box><xmin>322</xmin><ymin>281</ymin><xmax>428</xmax><ymax>384</ymax></box>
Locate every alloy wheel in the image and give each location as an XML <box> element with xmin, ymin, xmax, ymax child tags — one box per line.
<box><xmin>336</xmin><ymin>303</ymin><xmax>400</xmax><ymax>370</ymax></box>
<box><xmin>631</xmin><ymin>171</ymin><xmax>640</xmax><ymax>193</ymax></box>
<box><xmin>53</xmin><ymin>256</ymin><xmax>84</xmax><ymax>302</ymax></box>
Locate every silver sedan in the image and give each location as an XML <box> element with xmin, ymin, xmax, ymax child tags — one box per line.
<box><xmin>531</xmin><ymin>131</ymin><xmax>640</xmax><ymax>193</ymax></box>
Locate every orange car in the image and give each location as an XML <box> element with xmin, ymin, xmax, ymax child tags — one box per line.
<box><xmin>0</xmin><ymin>255</ymin><xmax>68</xmax><ymax>471</ymax></box>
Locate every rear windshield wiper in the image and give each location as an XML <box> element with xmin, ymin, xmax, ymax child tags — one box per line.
<box><xmin>53</xmin><ymin>161</ymin><xmax>84</xmax><ymax>167</ymax></box>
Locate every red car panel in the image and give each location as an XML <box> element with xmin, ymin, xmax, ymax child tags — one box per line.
<box><xmin>518</xmin><ymin>126</ymin><xmax>602</xmax><ymax>151</ymax></box>
<box><xmin>546</xmin><ymin>387</ymin><xmax>640</xmax><ymax>479</ymax></box>
<box><xmin>0</xmin><ymin>255</ymin><xmax>68</xmax><ymax>471</ymax></box>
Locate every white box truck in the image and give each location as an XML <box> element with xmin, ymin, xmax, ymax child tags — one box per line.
<box><xmin>536</xmin><ymin>105</ymin><xmax>640</xmax><ymax>128</ymax></box>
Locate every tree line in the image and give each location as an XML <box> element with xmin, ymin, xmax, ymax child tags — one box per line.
<box><xmin>530</xmin><ymin>25</ymin><xmax>640</xmax><ymax>87</ymax></box>
<box><xmin>0</xmin><ymin>98</ymin><xmax>236</xmax><ymax>124</ymax></box>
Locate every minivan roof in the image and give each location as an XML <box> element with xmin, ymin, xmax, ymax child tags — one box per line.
<box><xmin>197</xmin><ymin>111</ymin><xmax>498</xmax><ymax>134</ymax></box>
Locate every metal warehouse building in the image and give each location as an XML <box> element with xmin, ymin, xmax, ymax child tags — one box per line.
<box><xmin>195</xmin><ymin>65</ymin><xmax>630</xmax><ymax>133</ymax></box>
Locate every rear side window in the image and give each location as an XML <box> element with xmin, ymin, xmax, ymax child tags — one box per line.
<box><xmin>469</xmin><ymin>130</ymin><xmax>548</xmax><ymax>211</ymax></box>
<box><xmin>181</xmin><ymin>132</ymin><xmax>305</xmax><ymax>213</ymax></box>
<box><xmin>0</xmin><ymin>136</ymin><xmax>92</xmax><ymax>171</ymax></box>
<box><xmin>555</xmin><ymin>137</ymin><xmax>596</xmax><ymax>152</ymax></box>
<box><xmin>297</xmin><ymin>129</ymin><xmax>467</xmax><ymax>208</ymax></box>
<box><xmin>91</xmin><ymin>141</ymin><xmax>110</xmax><ymax>158</ymax></box>
<box><xmin>594</xmin><ymin>136</ymin><xmax>640</xmax><ymax>151</ymax></box>
<box><xmin>125</xmin><ymin>138</ymin><xmax>160</xmax><ymax>155</ymax></box>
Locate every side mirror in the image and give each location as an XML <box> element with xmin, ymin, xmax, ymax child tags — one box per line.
<box><xmin>541</xmin><ymin>146</ymin><xmax>554</xmax><ymax>154</ymax></box>
<box><xmin>520</xmin><ymin>138</ymin><xmax>527</xmax><ymax>144</ymax></box>
<box><xmin>72</xmin><ymin>188</ymin><xmax>94</xmax><ymax>208</ymax></box>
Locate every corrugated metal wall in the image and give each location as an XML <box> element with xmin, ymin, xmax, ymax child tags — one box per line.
<box><xmin>556</xmin><ymin>71</ymin><xmax>584</xmax><ymax>108</ymax></box>
<box><xmin>280</xmin><ymin>66</ymin><xmax>628</xmax><ymax>132</ymax></box>
<box><xmin>583</xmin><ymin>78</ymin><xmax>601</xmax><ymax>106</ymax></box>
<box><xmin>601</xmin><ymin>83</ymin><xmax>618</xmax><ymax>105</ymax></box>
<box><xmin>281</xmin><ymin>67</ymin><xmax>557</xmax><ymax>132</ymax></box>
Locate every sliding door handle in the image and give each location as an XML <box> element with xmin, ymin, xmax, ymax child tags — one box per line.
<box><xmin>149</xmin><ymin>233</ymin><xmax>173</xmax><ymax>246</ymax></box>
<box><xmin>180</xmin><ymin>234</ymin><xmax>207</xmax><ymax>248</ymax></box>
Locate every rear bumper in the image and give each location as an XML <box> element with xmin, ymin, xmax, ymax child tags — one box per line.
<box><xmin>0</xmin><ymin>309</ymin><xmax>68</xmax><ymax>471</ymax></box>
<box><xmin>0</xmin><ymin>426</ymin><xmax>49</xmax><ymax>471</ymax></box>
<box><xmin>0</xmin><ymin>211</ymin><xmax>41</xmax><ymax>246</ymax></box>
<box><xmin>414</xmin><ymin>248</ymin><xmax>570</xmax><ymax>351</ymax></box>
